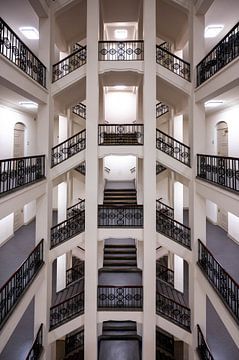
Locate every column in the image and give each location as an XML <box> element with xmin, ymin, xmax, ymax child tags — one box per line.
<box><xmin>143</xmin><ymin>0</ymin><xmax>156</xmax><ymax>358</ymax></box>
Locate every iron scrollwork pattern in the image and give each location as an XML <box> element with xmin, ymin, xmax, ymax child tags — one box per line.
<box><xmin>156</xmin><ymin>291</ymin><xmax>191</xmax><ymax>331</ymax></box>
<box><xmin>197</xmin><ymin>325</ymin><xmax>214</xmax><ymax>360</ymax></box>
<box><xmin>65</xmin><ymin>328</ymin><xmax>84</xmax><ymax>356</ymax></box>
<box><xmin>156</xmin><ymin>328</ymin><xmax>174</xmax><ymax>356</ymax></box>
<box><xmin>98</xmin><ymin>124</ymin><xmax>144</xmax><ymax>145</ymax></box>
<box><xmin>50</xmin><ymin>291</ymin><xmax>84</xmax><ymax>330</ymax></box>
<box><xmin>156</xmin><ymin>102</ymin><xmax>169</xmax><ymax>118</ymax></box>
<box><xmin>98</xmin><ymin>205</ymin><xmax>143</xmax><ymax>228</ymax></box>
<box><xmin>72</xmin><ymin>102</ymin><xmax>86</xmax><ymax>119</ymax></box>
<box><xmin>197</xmin><ymin>21</ymin><xmax>239</xmax><ymax>86</ymax></box>
<box><xmin>25</xmin><ymin>324</ymin><xmax>43</xmax><ymax>360</ymax></box>
<box><xmin>75</xmin><ymin>161</ymin><xmax>86</xmax><ymax>176</ymax></box>
<box><xmin>66</xmin><ymin>262</ymin><xmax>84</xmax><ymax>286</ymax></box>
<box><xmin>156</xmin><ymin>162</ymin><xmax>166</xmax><ymax>175</ymax></box>
<box><xmin>156</xmin><ymin>199</ymin><xmax>174</xmax><ymax>218</ymax></box>
<box><xmin>198</xmin><ymin>240</ymin><xmax>239</xmax><ymax>322</ymax></box>
<box><xmin>0</xmin><ymin>18</ymin><xmax>46</xmax><ymax>87</ymax></box>
<box><xmin>52</xmin><ymin>46</ymin><xmax>87</xmax><ymax>82</ymax></box>
<box><xmin>197</xmin><ymin>154</ymin><xmax>239</xmax><ymax>193</ymax></box>
<box><xmin>156</xmin><ymin>45</ymin><xmax>191</xmax><ymax>81</ymax></box>
<box><xmin>0</xmin><ymin>240</ymin><xmax>44</xmax><ymax>328</ymax></box>
<box><xmin>156</xmin><ymin>129</ymin><xmax>191</xmax><ymax>167</ymax></box>
<box><xmin>0</xmin><ymin>155</ymin><xmax>45</xmax><ymax>196</ymax></box>
<box><xmin>98</xmin><ymin>41</ymin><xmax>144</xmax><ymax>61</ymax></box>
<box><xmin>67</xmin><ymin>199</ymin><xmax>85</xmax><ymax>219</ymax></box>
<box><xmin>51</xmin><ymin>130</ymin><xmax>86</xmax><ymax>167</ymax></box>
<box><xmin>98</xmin><ymin>286</ymin><xmax>143</xmax><ymax>310</ymax></box>
<box><xmin>156</xmin><ymin>262</ymin><xmax>174</xmax><ymax>287</ymax></box>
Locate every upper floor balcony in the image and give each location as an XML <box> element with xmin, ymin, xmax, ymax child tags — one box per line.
<box><xmin>98</xmin><ymin>40</ymin><xmax>144</xmax><ymax>61</ymax></box>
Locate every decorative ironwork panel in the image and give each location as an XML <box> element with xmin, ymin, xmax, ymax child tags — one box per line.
<box><xmin>0</xmin><ymin>18</ymin><xmax>46</xmax><ymax>87</ymax></box>
<box><xmin>25</xmin><ymin>323</ymin><xmax>43</xmax><ymax>360</ymax></box>
<box><xmin>197</xmin><ymin>21</ymin><xmax>239</xmax><ymax>86</ymax></box>
<box><xmin>98</xmin><ymin>286</ymin><xmax>143</xmax><ymax>310</ymax></box>
<box><xmin>156</xmin><ymin>162</ymin><xmax>166</xmax><ymax>175</ymax></box>
<box><xmin>50</xmin><ymin>291</ymin><xmax>84</xmax><ymax>330</ymax></box>
<box><xmin>98</xmin><ymin>41</ymin><xmax>144</xmax><ymax>61</ymax></box>
<box><xmin>197</xmin><ymin>325</ymin><xmax>214</xmax><ymax>360</ymax></box>
<box><xmin>51</xmin><ymin>130</ymin><xmax>86</xmax><ymax>167</ymax></box>
<box><xmin>65</xmin><ymin>328</ymin><xmax>84</xmax><ymax>356</ymax></box>
<box><xmin>156</xmin><ymin>102</ymin><xmax>169</xmax><ymax>118</ymax></box>
<box><xmin>98</xmin><ymin>205</ymin><xmax>143</xmax><ymax>228</ymax></box>
<box><xmin>156</xmin><ymin>210</ymin><xmax>191</xmax><ymax>249</ymax></box>
<box><xmin>198</xmin><ymin>240</ymin><xmax>239</xmax><ymax>322</ymax></box>
<box><xmin>156</xmin><ymin>328</ymin><xmax>174</xmax><ymax>356</ymax></box>
<box><xmin>156</xmin><ymin>45</ymin><xmax>190</xmax><ymax>81</ymax></box>
<box><xmin>156</xmin><ymin>199</ymin><xmax>174</xmax><ymax>218</ymax></box>
<box><xmin>75</xmin><ymin>162</ymin><xmax>86</xmax><ymax>176</ymax></box>
<box><xmin>50</xmin><ymin>211</ymin><xmax>85</xmax><ymax>249</ymax></box>
<box><xmin>66</xmin><ymin>262</ymin><xmax>84</xmax><ymax>286</ymax></box>
<box><xmin>156</xmin><ymin>129</ymin><xmax>191</xmax><ymax>167</ymax></box>
<box><xmin>0</xmin><ymin>155</ymin><xmax>45</xmax><ymax>196</ymax></box>
<box><xmin>156</xmin><ymin>262</ymin><xmax>174</xmax><ymax>287</ymax></box>
<box><xmin>52</xmin><ymin>46</ymin><xmax>86</xmax><ymax>82</ymax></box>
<box><xmin>0</xmin><ymin>240</ymin><xmax>44</xmax><ymax>329</ymax></box>
<box><xmin>67</xmin><ymin>199</ymin><xmax>85</xmax><ymax>219</ymax></box>
<box><xmin>98</xmin><ymin>124</ymin><xmax>144</xmax><ymax>145</ymax></box>
<box><xmin>72</xmin><ymin>103</ymin><xmax>86</xmax><ymax>119</ymax></box>
<box><xmin>156</xmin><ymin>292</ymin><xmax>191</xmax><ymax>331</ymax></box>
<box><xmin>197</xmin><ymin>154</ymin><xmax>239</xmax><ymax>193</ymax></box>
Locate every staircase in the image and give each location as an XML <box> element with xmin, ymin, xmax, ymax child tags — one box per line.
<box><xmin>102</xmin><ymin>238</ymin><xmax>138</xmax><ymax>271</ymax></box>
<box><xmin>156</xmin><ymin>327</ymin><xmax>175</xmax><ymax>360</ymax></box>
<box><xmin>98</xmin><ymin>321</ymin><xmax>142</xmax><ymax>360</ymax></box>
<box><xmin>64</xmin><ymin>328</ymin><xmax>84</xmax><ymax>360</ymax></box>
<box><xmin>103</xmin><ymin>188</ymin><xmax>137</xmax><ymax>205</ymax></box>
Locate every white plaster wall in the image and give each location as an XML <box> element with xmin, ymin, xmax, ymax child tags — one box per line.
<box><xmin>72</xmin><ymin>175</ymin><xmax>85</xmax><ymax>203</ymax></box>
<box><xmin>156</xmin><ymin>176</ymin><xmax>169</xmax><ymax>203</ymax></box>
<box><xmin>104</xmin><ymin>155</ymin><xmax>136</xmax><ymax>181</ymax></box>
<box><xmin>206</xmin><ymin>200</ymin><xmax>217</xmax><ymax>224</ymax></box>
<box><xmin>24</xmin><ymin>200</ymin><xmax>36</xmax><ymax>224</ymax></box>
<box><xmin>0</xmin><ymin>213</ymin><xmax>14</xmax><ymax>246</ymax></box>
<box><xmin>183</xmin><ymin>185</ymin><xmax>189</xmax><ymax>209</ymax></box>
<box><xmin>104</xmin><ymin>91</ymin><xmax>136</xmax><ymax>123</ymax></box>
<box><xmin>228</xmin><ymin>212</ymin><xmax>239</xmax><ymax>244</ymax></box>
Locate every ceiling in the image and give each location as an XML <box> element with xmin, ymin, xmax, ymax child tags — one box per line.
<box><xmin>205</xmin><ymin>85</ymin><xmax>239</xmax><ymax>115</ymax></box>
<box><xmin>0</xmin><ymin>84</ymin><xmax>38</xmax><ymax>115</ymax></box>
<box><xmin>100</xmin><ymin>0</ymin><xmax>142</xmax><ymax>23</ymax></box>
<box><xmin>104</xmin><ymin>22</ymin><xmax>138</xmax><ymax>41</ymax></box>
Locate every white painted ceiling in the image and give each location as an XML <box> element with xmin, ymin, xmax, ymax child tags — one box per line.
<box><xmin>100</xmin><ymin>0</ymin><xmax>142</xmax><ymax>23</ymax></box>
<box><xmin>0</xmin><ymin>84</ymin><xmax>38</xmax><ymax>115</ymax></box>
<box><xmin>205</xmin><ymin>86</ymin><xmax>239</xmax><ymax>114</ymax></box>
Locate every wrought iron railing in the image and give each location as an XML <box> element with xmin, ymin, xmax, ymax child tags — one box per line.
<box><xmin>98</xmin><ymin>124</ymin><xmax>144</xmax><ymax>145</ymax></box>
<box><xmin>156</xmin><ymin>328</ymin><xmax>174</xmax><ymax>356</ymax></box>
<box><xmin>98</xmin><ymin>286</ymin><xmax>143</xmax><ymax>310</ymax></box>
<box><xmin>75</xmin><ymin>162</ymin><xmax>86</xmax><ymax>176</ymax></box>
<box><xmin>51</xmin><ymin>129</ymin><xmax>86</xmax><ymax>167</ymax></box>
<box><xmin>72</xmin><ymin>103</ymin><xmax>86</xmax><ymax>119</ymax></box>
<box><xmin>0</xmin><ymin>240</ymin><xmax>44</xmax><ymax>329</ymax></box>
<box><xmin>65</xmin><ymin>328</ymin><xmax>84</xmax><ymax>356</ymax></box>
<box><xmin>66</xmin><ymin>263</ymin><xmax>84</xmax><ymax>286</ymax></box>
<box><xmin>0</xmin><ymin>18</ymin><xmax>46</xmax><ymax>87</ymax></box>
<box><xmin>197</xmin><ymin>154</ymin><xmax>239</xmax><ymax>193</ymax></box>
<box><xmin>50</xmin><ymin>291</ymin><xmax>84</xmax><ymax>330</ymax></box>
<box><xmin>156</xmin><ymin>290</ymin><xmax>191</xmax><ymax>331</ymax></box>
<box><xmin>156</xmin><ymin>45</ymin><xmax>190</xmax><ymax>81</ymax></box>
<box><xmin>156</xmin><ymin>129</ymin><xmax>191</xmax><ymax>166</ymax></box>
<box><xmin>156</xmin><ymin>162</ymin><xmax>166</xmax><ymax>175</ymax></box>
<box><xmin>156</xmin><ymin>210</ymin><xmax>191</xmax><ymax>249</ymax></box>
<box><xmin>197</xmin><ymin>325</ymin><xmax>214</xmax><ymax>360</ymax></box>
<box><xmin>98</xmin><ymin>205</ymin><xmax>143</xmax><ymax>228</ymax></box>
<box><xmin>197</xmin><ymin>21</ymin><xmax>239</xmax><ymax>86</ymax></box>
<box><xmin>0</xmin><ymin>155</ymin><xmax>45</xmax><ymax>196</ymax></box>
<box><xmin>156</xmin><ymin>102</ymin><xmax>169</xmax><ymax>118</ymax></box>
<box><xmin>51</xmin><ymin>211</ymin><xmax>85</xmax><ymax>249</ymax></box>
<box><xmin>156</xmin><ymin>262</ymin><xmax>174</xmax><ymax>287</ymax></box>
<box><xmin>52</xmin><ymin>46</ymin><xmax>86</xmax><ymax>82</ymax></box>
<box><xmin>198</xmin><ymin>240</ymin><xmax>239</xmax><ymax>322</ymax></box>
<box><xmin>67</xmin><ymin>199</ymin><xmax>85</xmax><ymax>219</ymax></box>
<box><xmin>156</xmin><ymin>199</ymin><xmax>174</xmax><ymax>218</ymax></box>
<box><xmin>98</xmin><ymin>40</ymin><xmax>144</xmax><ymax>61</ymax></box>
<box><xmin>25</xmin><ymin>323</ymin><xmax>43</xmax><ymax>360</ymax></box>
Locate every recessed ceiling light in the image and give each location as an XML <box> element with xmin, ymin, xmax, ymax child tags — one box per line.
<box><xmin>204</xmin><ymin>25</ymin><xmax>224</xmax><ymax>38</ymax></box>
<box><xmin>205</xmin><ymin>100</ymin><xmax>224</xmax><ymax>107</ymax></box>
<box><xmin>19</xmin><ymin>27</ymin><xmax>39</xmax><ymax>40</ymax></box>
<box><xmin>114</xmin><ymin>29</ymin><xmax>128</xmax><ymax>40</ymax></box>
<box><xmin>114</xmin><ymin>85</ymin><xmax>127</xmax><ymax>90</ymax></box>
<box><xmin>19</xmin><ymin>101</ymin><xmax>38</xmax><ymax>109</ymax></box>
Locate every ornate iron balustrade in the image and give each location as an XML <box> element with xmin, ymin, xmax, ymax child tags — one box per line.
<box><xmin>52</xmin><ymin>46</ymin><xmax>86</xmax><ymax>82</ymax></box>
<box><xmin>72</xmin><ymin>103</ymin><xmax>86</xmax><ymax>119</ymax></box>
<box><xmin>51</xmin><ymin>129</ymin><xmax>86</xmax><ymax>167</ymax></box>
<box><xmin>197</xmin><ymin>325</ymin><xmax>214</xmax><ymax>360</ymax></box>
<box><xmin>98</xmin><ymin>286</ymin><xmax>143</xmax><ymax>310</ymax></box>
<box><xmin>0</xmin><ymin>240</ymin><xmax>44</xmax><ymax>329</ymax></box>
<box><xmin>156</xmin><ymin>162</ymin><xmax>166</xmax><ymax>175</ymax></box>
<box><xmin>156</xmin><ymin>262</ymin><xmax>174</xmax><ymax>287</ymax></box>
<box><xmin>197</xmin><ymin>21</ymin><xmax>239</xmax><ymax>86</ymax></box>
<box><xmin>50</xmin><ymin>291</ymin><xmax>84</xmax><ymax>330</ymax></box>
<box><xmin>98</xmin><ymin>205</ymin><xmax>143</xmax><ymax>228</ymax></box>
<box><xmin>75</xmin><ymin>162</ymin><xmax>86</xmax><ymax>176</ymax></box>
<box><xmin>51</xmin><ymin>211</ymin><xmax>85</xmax><ymax>249</ymax></box>
<box><xmin>156</xmin><ymin>45</ymin><xmax>190</xmax><ymax>81</ymax></box>
<box><xmin>98</xmin><ymin>41</ymin><xmax>144</xmax><ymax>61</ymax></box>
<box><xmin>156</xmin><ymin>129</ymin><xmax>191</xmax><ymax>166</ymax></box>
<box><xmin>156</xmin><ymin>328</ymin><xmax>174</xmax><ymax>356</ymax></box>
<box><xmin>156</xmin><ymin>199</ymin><xmax>174</xmax><ymax>218</ymax></box>
<box><xmin>65</xmin><ymin>328</ymin><xmax>84</xmax><ymax>356</ymax></box>
<box><xmin>156</xmin><ymin>291</ymin><xmax>191</xmax><ymax>331</ymax></box>
<box><xmin>67</xmin><ymin>199</ymin><xmax>85</xmax><ymax>219</ymax></box>
<box><xmin>98</xmin><ymin>124</ymin><xmax>144</xmax><ymax>145</ymax></box>
<box><xmin>0</xmin><ymin>18</ymin><xmax>46</xmax><ymax>87</ymax></box>
<box><xmin>198</xmin><ymin>240</ymin><xmax>239</xmax><ymax>322</ymax></box>
<box><xmin>25</xmin><ymin>323</ymin><xmax>43</xmax><ymax>360</ymax></box>
<box><xmin>197</xmin><ymin>154</ymin><xmax>239</xmax><ymax>193</ymax></box>
<box><xmin>156</xmin><ymin>102</ymin><xmax>169</xmax><ymax>118</ymax></box>
<box><xmin>0</xmin><ymin>155</ymin><xmax>45</xmax><ymax>196</ymax></box>
<box><xmin>66</xmin><ymin>263</ymin><xmax>84</xmax><ymax>286</ymax></box>
<box><xmin>156</xmin><ymin>211</ymin><xmax>191</xmax><ymax>249</ymax></box>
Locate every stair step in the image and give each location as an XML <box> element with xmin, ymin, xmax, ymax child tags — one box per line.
<box><xmin>104</xmin><ymin>254</ymin><xmax>136</xmax><ymax>259</ymax></box>
<box><xmin>103</xmin><ymin>259</ymin><xmax>137</xmax><ymax>266</ymax></box>
<box><xmin>104</xmin><ymin>244</ymin><xmax>136</xmax><ymax>249</ymax></box>
<box><xmin>105</xmin><ymin>248</ymin><xmax>136</xmax><ymax>254</ymax></box>
<box><xmin>103</xmin><ymin>321</ymin><xmax>137</xmax><ymax>331</ymax></box>
<box><xmin>99</xmin><ymin>267</ymin><xmax>141</xmax><ymax>273</ymax></box>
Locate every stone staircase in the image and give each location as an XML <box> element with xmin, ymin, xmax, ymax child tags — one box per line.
<box><xmin>103</xmin><ymin>188</ymin><xmax>137</xmax><ymax>206</ymax></box>
<box><xmin>103</xmin><ymin>238</ymin><xmax>138</xmax><ymax>271</ymax></box>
